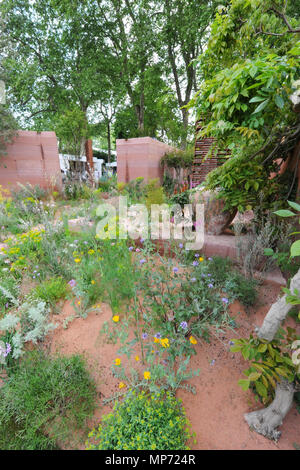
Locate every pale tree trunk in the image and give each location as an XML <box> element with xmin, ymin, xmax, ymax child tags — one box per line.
<box><xmin>244</xmin><ymin>268</ymin><xmax>300</xmax><ymax>440</ymax></box>
<box><xmin>245</xmin><ymin>379</ymin><xmax>295</xmax><ymax>441</ymax></box>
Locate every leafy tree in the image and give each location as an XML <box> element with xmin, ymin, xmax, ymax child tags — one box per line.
<box><xmin>0</xmin><ymin>20</ymin><xmax>16</xmax><ymax>158</ymax></box>
<box><xmin>1</xmin><ymin>0</ymin><xmax>117</xmax><ymax>149</ymax></box>
<box><xmin>157</xmin><ymin>0</ymin><xmax>221</xmax><ymax>147</ymax></box>
<box><xmin>189</xmin><ymin>0</ymin><xmax>300</xmax><ymax>211</ymax></box>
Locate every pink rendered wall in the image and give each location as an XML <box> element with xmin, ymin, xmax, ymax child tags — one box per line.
<box><xmin>0</xmin><ymin>130</ymin><xmax>62</xmax><ymax>191</ymax></box>
<box><xmin>116</xmin><ymin>137</ymin><xmax>175</xmax><ymax>184</ymax></box>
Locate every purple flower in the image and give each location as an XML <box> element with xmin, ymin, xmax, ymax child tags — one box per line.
<box><xmin>5</xmin><ymin>303</ymin><xmax>9</xmax><ymax>309</ymax></box>
<box><xmin>201</xmin><ymin>273</ymin><xmax>206</xmax><ymax>278</ymax></box>
<box><xmin>221</xmin><ymin>297</ymin><xmax>229</xmax><ymax>304</ymax></box>
<box><xmin>83</xmin><ymin>241</ymin><xmax>88</xmax><ymax>245</ymax></box>
<box><xmin>207</xmin><ymin>273</ymin><xmax>212</xmax><ymax>277</ymax></box>
<box><xmin>129</xmin><ymin>246</ymin><xmax>134</xmax><ymax>251</ymax></box>
<box><xmin>140</xmin><ymin>259</ymin><xmax>146</xmax><ymax>264</ymax></box>
<box><xmin>154</xmin><ymin>333</ymin><xmax>162</xmax><ymax>339</ymax></box>
<box><xmin>5</xmin><ymin>343</ymin><xmax>11</xmax><ymax>357</ymax></box>
<box><xmin>208</xmin><ymin>257</ymin><xmax>213</xmax><ymax>261</ymax></box>
<box><xmin>173</xmin><ymin>267</ymin><xmax>178</xmax><ymax>273</ymax></box>
<box><xmin>192</xmin><ymin>261</ymin><xmax>199</xmax><ymax>267</ymax></box>
<box><xmin>210</xmin><ymin>359</ymin><xmax>216</xmax><ymax>366</ymax></box>
<box><xmin>140</xmin><ymin>238</ymin><xmax>145</xmax><ymax>243</ymax></box>
<box><xmin>229</xmin><ymin>341</ymin><xmax>235</xmax><ymax>346</ymax></box>
<box><xmin>136</xmin><ymin>248</ymin><xmax>141</xmax><ymax>252</ymax></box>
<box><xmin>179</xmin><ymin>243</ymin><xmax>183</xmax><ymax>249</ymax></box>
<box><xmin>142</xmin><ymin>333</ymin><xmax>148</xmax><ymax>340</ymax></box>
<box><xmin>180</xmin><ymin>321</ymin><xmax>188</xmax><ymax>330</ymax></box>
<box><xmin>195</xmin><ymin>254</ymin><xmax>199</xmax><ymax>258</ymax></box>
<box><xmin>208</xmin><ymin>283</ymin><xmax>214</xmax><ymax>288</ymax></box>
<box><xmin>191</xmin><ymin>277</ymin><xmax>196</xmax><ymax>283</ymax></box>
<box><xmin>68</xmin><ymin>279</ymin><xmax>76</xmax><ymax>288</ymax></box>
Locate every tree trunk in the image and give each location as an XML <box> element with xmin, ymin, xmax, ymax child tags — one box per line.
<box><xmin>257</xmin><ymin>267</ymin><xmax>300</xmax><ymax>341</ymax></box>
<box><xmin>244</xmin><ymin>379</ymin><xmax>295</xmax><ymax>441</ymax></box>
<box><xmin>244</xmin><ymin>267</ymin><xmax>300</xmax><ymax>440</ymax></box>
<box><xmin>181</xmin><ymin>107</ymin><xmax>189</xmax><ymax>149</ymax></box>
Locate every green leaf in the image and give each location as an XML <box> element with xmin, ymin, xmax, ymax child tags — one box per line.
<box><xmin>287</xmin><ymin>200</ymin><xmax>300</xmax><ymax>212</ymax></box>
<box><xmin>238</xmin><ymin>379</ymin><xmax>250</xmax><ymax>391</ymax></box>
<box><xmin>257</xmin><ymin>343</ymin><xmax>267</xmax><ymax>353</ymax></box>
<box><xmin>255</xmin><ymin>381</ymin><xmax>268</xmax><ymax>398</ymax></box>
<box><xmin>252</xmin><ymin>99</ymin><xmax>269</xmax><ymax>114</ymax></box>
<box><xmin>291</xmin><ymin>240</ymin><xmax>300</xmax><ymax>258</ymax></box>
<box><xmin>242</xmin><ymin>345</ymin><xmax>250</xmax><ymax>360</ymax></box>
<box><xmin>273</xmin><ymin>209</ymin><xmax>295</xmax><ymax>217</ymax></box>
<box><xmin>248</xmin><ymin>372</ymin><xmax>261</xmax><ymax>381</ymax></box>
<box><xmin>274</xmin><ymin>95</ymin><xmax>284</xmax><ymax>109</ymax></box>
<box><xmin>264</xmin><ymin>248</ymin><xmax>274</xmax><ymax>256</ymax></box>
<box><xmin>249</xmin><ymin>95</ymin><xmax>265</xmax><ymax>103</ymax></box>
<box><xmin>230</xmin><ymin>345</ymin><xmax>242</xmax><ymax>352</ymax></box>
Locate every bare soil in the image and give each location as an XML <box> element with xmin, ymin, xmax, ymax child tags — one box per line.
<box><xmin>47</xmin><ymin>283</ymin><xmax>300</xmax><ymax>450</ymax></box>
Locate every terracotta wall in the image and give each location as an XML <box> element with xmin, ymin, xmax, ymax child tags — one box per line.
<box><xmin>116</xmin><ymin>137</ymin><xmax>175</xmax><ymax>184</ymax></box>
<box><xmin>0</xmin><ymin>130</ymin><xmax>62</xmax><ymax>191</ymax></box>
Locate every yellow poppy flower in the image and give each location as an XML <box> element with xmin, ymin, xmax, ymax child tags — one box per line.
<box><xmin>91</xmin><ymin>280</ymin><xmax>95</xmax><ymax>285</ymax></box>
<box><xmin>115</xmin><ymin>358</ymin><xmax>121</xmax><ymax>366</ymax></box>
<box><xmin>135</xmin><ymin>355</ymin><xmax>140</xmax><ymax>362</ymax></box>
<box><xmin>74</xmin><ymin>258</ymin><xmax>81</xmax><ymax>263</ymax></box>
<box><xmin>112</xmin><ymin>315</ymin><xmax>119</xmax><ymax>322</ymax></box>
<box><xmin>189</xmin><ymin>336</ymin><xmax>197</xmax><ymax>345</ymax></box>
<box><xmin>160</xmin><ymin>338</ymin><xmax>170</xmax><ymax>348</ymax></box>
<box><xmin>119</xmin><ymin>382</ymin><xmax>126</xmax><ymax>389</ymax></box>
<box><xmin>144</xmin><ymin>371</ymin><xmax>151</xmax><ymax>380</ymax></box>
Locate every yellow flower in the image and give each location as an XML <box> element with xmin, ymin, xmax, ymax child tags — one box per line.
<box><xmin>74</xmin><ymin>258</ymin><xmax>81</xmax><ymax>263</ymax></box>
<box><xmin>189</xmin><ymin>336</ymin><xmax>197</xmax><ymax>345</ymax></box>
<box><xmin>160</xmin><ymin>338</ymin><xmax>170</xmax><ymax>348</ymax></box>
<box><xmin>135</xmin><ymin>355</ymin><xmax>140</xmax><ymax>362</ymax></box>
<box><xmin>77</xmin><ymin>300</ymin><xmax>81</xmax><ymax>306</ymax></box>
<box><xmin>154</xmin><ymin>337</ymin><xmax>160</xmax><ymax>344</ymax></box>
<box><xmin>199</xmin><ymin>257</ymin><xmax>204</xmax><ymax>262</ymax></box>
<box><xmin>88</xmin><ymin>249</ymin><xmax>95</xmax><ymax>255</ymax></box>
<box><xmin>119</xmin><ymin>382</ymin><xmax>126</xmax><ymax>389</ymax></box>
<box><xmin>112</xmin><ymin>315</ymin><xmax>119</xmax><ymax>322</ymax></box>
<box><xmin>91</xmin><ymin>280</ymin><xmax>95</xmax><ymax>285</ymax></box>
<box><xmin>144</xmin><ymin>371</ymin><xmax>151</xmax><ymax>380</ymax></box>
<box><xmin>115</xmin><ymin>358</ymin><xmax>121</xmax><ymax>366</ymax></box>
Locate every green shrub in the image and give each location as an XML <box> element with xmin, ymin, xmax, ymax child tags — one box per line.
<box><xmin>64</xmin><ymin>181</ymin><xmax>92</xmax><ymax>200</ymax></box>
<box><xmin>224</xmin><ymin>272</ymin><xmax>258</xmax><ymax>307</ymax></box>
<box><xmin>32</xmin><ymin>276</ymin><xmax>67</xmax><ymax>305</ymax></box>
<box><xmin>145</xmin><ymin>179</ymin><xmax>165</xmax><ymax>211</ymax></box>
<box><xmin>169</xmin><ymin>190</ymin><xmax>190</xmax><ymax>207</ymax></box>
<box><xmin>86</xmin><ymin>390</ymin><xmax>193</xmax><ymax>450</ymax></box>
<box><xmin>0</xmin><ymin>352</ymin><xmax>97</xmax><ymax>450</ymax></box>
<box><xmin>200</xmin><ymin>256</ymin><xmax>232</xmax><ymax>285</ymax></box>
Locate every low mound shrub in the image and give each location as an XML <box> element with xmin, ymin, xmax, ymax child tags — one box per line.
<box><xmin>86</xmin><ymin>390</ymin><xmax>194</xmax><ymax>450</ymax></box>
<box><xmin>0</xmin><ymin>352</ymin><xmax>97</xmax><ymax>450</ymax></box>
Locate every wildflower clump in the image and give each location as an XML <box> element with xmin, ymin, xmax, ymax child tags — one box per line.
<box><xmin>86</xmin><ymin>390</ymin><xmax>193</xmax><ymax>450</ymax></box>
